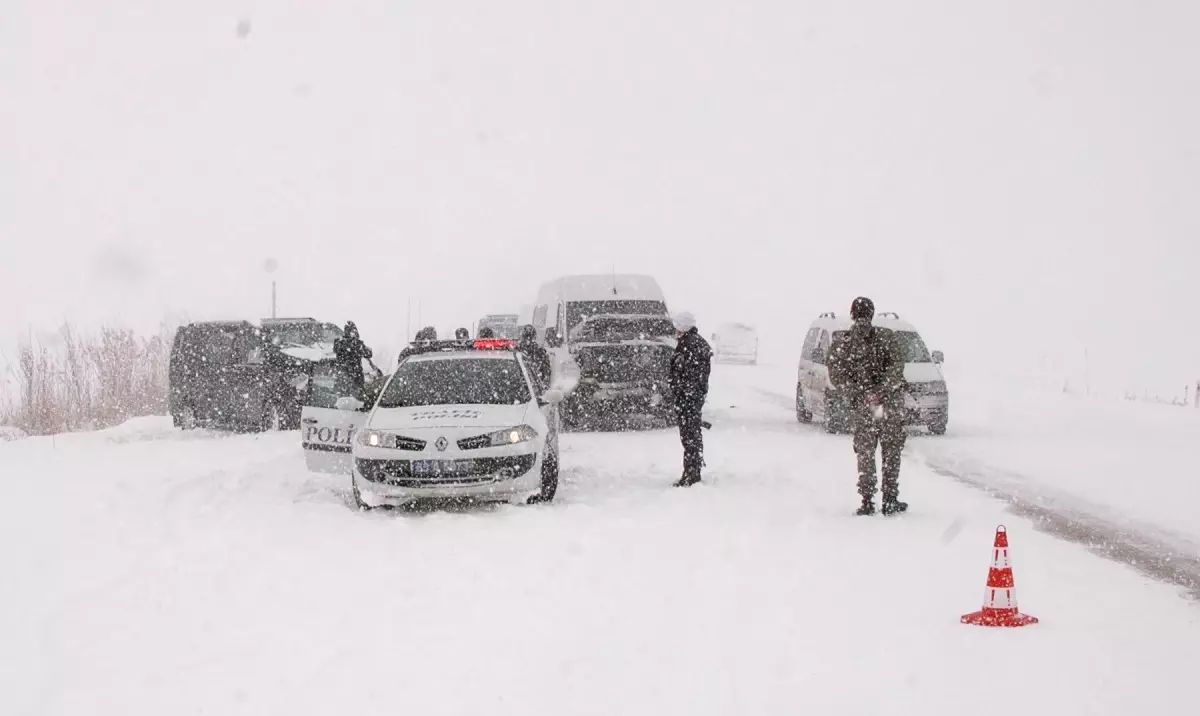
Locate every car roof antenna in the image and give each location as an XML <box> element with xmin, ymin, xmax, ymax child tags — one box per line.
<box><xmin>612</xmin><ymin>264</ymin><xmax>618</xmax><ymax>295</ymax></box>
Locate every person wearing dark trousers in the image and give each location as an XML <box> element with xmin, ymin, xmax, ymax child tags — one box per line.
<box><xmin>827</xmin><ymin>297</ymin><xmax>909</xmax><ymax>516</ymax></box>
<box><xmin>668</xmin><ymin>312</ymin><xmax>712</xmax><ymax>487</ymax></box>
<box><xmin>516</xmin><ymin>324</ymin><xmax>552</xmax><ymax>393</ymax></box>
<box><xmin>333</xmin><ymin>321</ymin><xmax>373</xmax><ymax>400</ymax></box>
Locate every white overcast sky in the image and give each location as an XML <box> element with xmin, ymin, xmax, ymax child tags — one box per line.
<box><xmin>2</xmin><ymin>0</ymin><xmax>1198</xmax><ymax>392</ymax></box>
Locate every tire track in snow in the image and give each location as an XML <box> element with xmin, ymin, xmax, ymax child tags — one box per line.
<box><xmin>751</xmin><ymin>379</ymin><xmax>1200</xmax><ymax>599</ymax></box>
<box><xmin>914</xmin><ymin>455</ymin><xmax>1200</xmax><ymax>600</ymax></box>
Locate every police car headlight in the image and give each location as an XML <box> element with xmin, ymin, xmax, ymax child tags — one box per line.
<box><xmin>486</xmin><ymin>425</ymin><xmax>538</xmax><ymax>446</ymax></box>
<box><xmin>358</xmin><ymin>429</ymin><xmax>396</xmax><ymax>449</ymax></box>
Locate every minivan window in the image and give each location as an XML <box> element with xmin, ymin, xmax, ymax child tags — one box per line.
<box><xmin>566</xmin><ymin>300</ymin><xmax>668</xmax><ymax>331</ymax></box>
<box><xmin>801</xmin><ymin>327</ymin><xmax>820</xmax><ymax>360</ymax></box>
<box><xmin>894</xmin><ymin>331</ymin><xmax>932</xmax><ymax>363</ymax></box>
<box><xmin>829</xmin><ymin>329</ymin><xmax>932</xmax><ymax>363</ymax></box>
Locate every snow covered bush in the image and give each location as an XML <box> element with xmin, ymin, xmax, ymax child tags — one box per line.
<box><xmin>1</xmin><ymin>323</ymin><xmax>174</xmax><ymax>436</ymax></box>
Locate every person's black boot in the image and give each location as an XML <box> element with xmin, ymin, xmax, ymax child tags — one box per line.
<box><xmin>855</xmin><ymin>500</ymin><xmax>876</xmax><ymax>516</ymax></box>
<box><xmin>673</xmin><ymin>474</ymin><xmax>700</xmax><ymax>487</ymax></box>
<box><xmin>882</xmin><ymin>499</ymin><xmax>908</xmax><ymax>515</ymax></box>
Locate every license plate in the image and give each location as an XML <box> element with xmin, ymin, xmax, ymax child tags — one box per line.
<box><xmin>412</xmin><ymin>459</ymin><xmax>471</xmax><ymax>476</ymax></box>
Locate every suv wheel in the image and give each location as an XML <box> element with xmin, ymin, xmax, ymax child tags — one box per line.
<box><xmin>174</xmin><ymin>405</ymin><xmax>197</xmax><ymax>430</ymax></box>
<box><xmin>929</xmin><ymin>420</ymin><xmax>947</xmax><ymax>436</ymax></box>
<box><xmin>795</xmin><ymin>384</ymin><xmax>812</xmax><ymax>423</ymax></box>
<box><xmin>261</xmin><ymin>404</ymin><xmax>283</xmax><ymax>432</ymax></box>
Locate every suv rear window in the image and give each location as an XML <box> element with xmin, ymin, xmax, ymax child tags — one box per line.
<box><xmin>377</xmin><ymin>358</ymin><xmax>531</xmax><ymax>408</ymax></box>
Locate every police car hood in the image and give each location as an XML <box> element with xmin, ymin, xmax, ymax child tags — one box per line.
<box><xmin>368</xmin><ymin>403</ymin><xmax>530</xmax><ymax>431</ymax></box>
<box><xmin>903</xmin><ymin>362</ymin><xmax>945</xmax><ymax>384</ymax></box>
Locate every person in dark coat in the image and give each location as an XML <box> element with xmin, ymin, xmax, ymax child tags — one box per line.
<box><xmin>516</xmin><ymin>324</ymin><xmax>552</xmax><ymax>393</ymax></box>
<box><xmin>455</xmin><ymin>327</ymin><xmax>470</xmax><ymax>341</ymax></box>
<box><xmin>333</xmin><ymin>321</ymin><xmax>373</xmax><ymax>397</ymax></box>
<box><xmin>668</xmin><ymin>311</ymin><xmax>712</xmax><ymax>487</ymax></box>
<box><xmin>396</xmin><ymin>326</ymin><xmax>439</xmax><ymax>364</ymax></box>
<box><xmin>827</xmin><ymin>297</ymin><xmax>908</xmax><ymax>516</ymax></box>
<box><xmin>477</xmin><ymin>326</ymin><xmax>495</xmax><ymax>338</ymax></box>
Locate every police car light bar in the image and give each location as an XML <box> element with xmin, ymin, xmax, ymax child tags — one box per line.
<box><xmin>473</xmin><ymin>338</ymin><xmax>515</xmax><ymax>350</ymax></box>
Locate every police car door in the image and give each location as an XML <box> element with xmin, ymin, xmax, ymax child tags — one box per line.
<box><xmin>299</xmin><ymin>361</ymin><xmax>372</xmax><ymax>474</ymax></box>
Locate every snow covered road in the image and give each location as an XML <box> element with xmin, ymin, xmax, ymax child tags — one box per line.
<box><xmin>3</xmin><ymin>365</ymin><xmax>1199</xmax><ymax>715</ymax></box>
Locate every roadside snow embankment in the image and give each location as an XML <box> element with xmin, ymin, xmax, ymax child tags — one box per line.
<box><xmin>912</xmin><ymin>370</ymin><xmax>1200</xmax><ymax>553</ymax></box>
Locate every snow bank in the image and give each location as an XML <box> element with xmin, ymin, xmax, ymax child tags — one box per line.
<box><xmin>0</xmin><ymin>425</ymin><xmax>26</xmax><ymax>442</ymax></box>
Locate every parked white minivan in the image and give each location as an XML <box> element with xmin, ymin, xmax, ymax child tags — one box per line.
<box><xmin>795</xmin><ymin>312</ymin><xmax>949</xmax><ymax>434</ymax></box>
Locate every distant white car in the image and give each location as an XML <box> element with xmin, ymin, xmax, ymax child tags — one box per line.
<box><xmin>711</xmin><ymin>322</ymin><xmax>759</xmax><ymax>364</ymax></box>
<box><xmin>300</xmin><ymin>338</ymin><xmax>564</xmax><ymax>509</ymax></box>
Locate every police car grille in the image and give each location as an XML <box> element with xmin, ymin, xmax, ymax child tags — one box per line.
<box><xmin>356</xmin><ymin>454</ymin><xmax>537</xmax><ymax>485</ymax></box>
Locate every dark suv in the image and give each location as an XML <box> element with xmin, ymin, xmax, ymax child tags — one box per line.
<box><xmin>168</xmin><ymin>321</ymin><xmax>311</xmax><ymax>432</ymax></box>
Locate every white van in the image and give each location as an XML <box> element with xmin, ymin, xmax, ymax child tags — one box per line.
<box><xmin>526</xmin><ymin>274</ymin><xmax>676</xmax><ymax>428</ymax></box>
<box><xmin>795</xmin><ymin>311</ymin><xmax>949</xmax><ymax>435</ymax></box>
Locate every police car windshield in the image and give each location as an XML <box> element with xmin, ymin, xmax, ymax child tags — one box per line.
<box><xmin>566</xmin><ymin>301</ymin><xmax>668</xmax><ymax>331</ymax></box>
<box><xmin>377</xmin><ymin>358</ymin><xmax>531</xmax><ymax>408</ymax></box>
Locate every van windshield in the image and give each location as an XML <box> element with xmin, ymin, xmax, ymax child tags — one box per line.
<box><xmin>895</xmin><ymin>331</ymin><xmax>931</xmax><ymax>362</ymax></box>
<box><xmin>566</xmin><ymin>301</ymin><xmax>668</xmax><ymax>331</ymax></box>
<box><xmin>830</xmin><ymin>330</ymin><xmax>932</xmax><ymax>363</ymax></box>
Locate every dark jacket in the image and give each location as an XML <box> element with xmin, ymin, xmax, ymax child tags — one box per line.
<box><xmin>333</xmin><ymin>332</ymin><xmax>373</xmax><ymax>386</ymax></box>
<box><xmin>669</xmin><ymin>328</ymin><xmax>712</xmax><ymax>412</ymax></box>
<box><xmin>517</xmin><ymin>340</ymin><xmax>553</xmax><ymax>392</ymax></box>
<box><xmin>827</xmin><ymin>322</ymin><xmax>906</xmax><ymax>410</ymax></box>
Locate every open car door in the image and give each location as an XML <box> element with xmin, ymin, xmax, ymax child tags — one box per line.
<box><xmin>300</xmin><ymin>360</ymin><xmax>383</xmax><ymax>474</ymax></box>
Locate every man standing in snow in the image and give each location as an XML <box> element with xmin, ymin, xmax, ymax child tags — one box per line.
<box><xmin>828</xmin><ymin>297</ymin><xmax>909</xmax><ymax>516</ymax></box>
<box><xmin>333</xmin><ymin>321</ymin><xmax>373</xmax><ymax>399</ymax></box>
<box><xmin>516</xmin><ymin>324</ymin><xmax>552</xmax><ymax>393</ymax></box>
<box><xmin>668</xmin><ymin>312</ymin><xmax>712</xmax><ymax>487</ymax></box>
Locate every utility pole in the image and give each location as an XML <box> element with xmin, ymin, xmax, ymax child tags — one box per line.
<box><xmin>271</xmin><ymin>281</ymin><xmax>277</xmax><ymax>319</ymax></box>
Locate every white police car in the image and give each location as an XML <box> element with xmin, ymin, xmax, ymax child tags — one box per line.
<box><xmin>303</xmin><ymin>338</ymin><xmax>564</xmax><ymax>509</ymax></box>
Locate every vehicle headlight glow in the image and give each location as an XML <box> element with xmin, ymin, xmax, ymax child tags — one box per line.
<box><xmin>485</xmin><ymin>425</ymin><xmax>538</xmax><ymax>447</ymax></box>
<box><xmin>358</xmin><ymin>429</ymin><xmax>394</xmax><ymax>449</ymax></box>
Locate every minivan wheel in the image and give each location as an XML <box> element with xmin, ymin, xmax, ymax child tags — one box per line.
<box><xmin>824</xmin><ymin>401</ymin><xmax>848</xmax><ymax>434</ymax></box>
<box><xmin>795</xmin><ymin>384</ymin><xmax>812</xmax><ymax>424</ymax></box>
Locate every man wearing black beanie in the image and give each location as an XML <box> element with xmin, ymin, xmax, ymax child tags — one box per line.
<box><xmin>828</xmin><ymin>297</ymin><xmax>909</xmax><ymax>515</ymax></box>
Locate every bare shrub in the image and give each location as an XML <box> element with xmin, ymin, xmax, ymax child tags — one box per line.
<box><xmin>1</xmin><ymin>322</ymin><xmax>176</xmax><ymax>436</ymax></box>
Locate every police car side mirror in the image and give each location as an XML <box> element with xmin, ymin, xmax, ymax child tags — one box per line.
<box><xmin>932</xmin><ymin>350</ymin><xmax>944</xmax><ymax>364</ymax></box>
<box><xmin>335</xmin><ymin>396</ymin><xmax>365</xmax><ymax>412</ymax></box>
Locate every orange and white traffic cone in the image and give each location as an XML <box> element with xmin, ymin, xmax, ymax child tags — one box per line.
<box><xmin>961</xmin><ymin>525</ymin><xmax>1039</xmax><ymax>627</ymax></box>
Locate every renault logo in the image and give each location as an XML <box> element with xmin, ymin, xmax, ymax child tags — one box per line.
<box><xmin>435</xmin><ymin>436</ymin><xmax>448</xmax><ymax>451</ymax></box>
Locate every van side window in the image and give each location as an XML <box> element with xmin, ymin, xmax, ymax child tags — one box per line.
<box><xmin>556</xmin><ymin>304</ymin><xmax>566</xmax><ymax>336</ymax></box>
<box><xmin>813</xmin><ymin>330</ymin><xmax>831</xmax><ymax>365</ymax></box>
<box><xmin>533</xmin><ymin>305</ymin><xmax>548</xmax><ymax>330</ymax></box>
<box><xmin>800</xmin><ymin>327</ymin><xmax>819</xmax><ymax>360</ymax></box>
